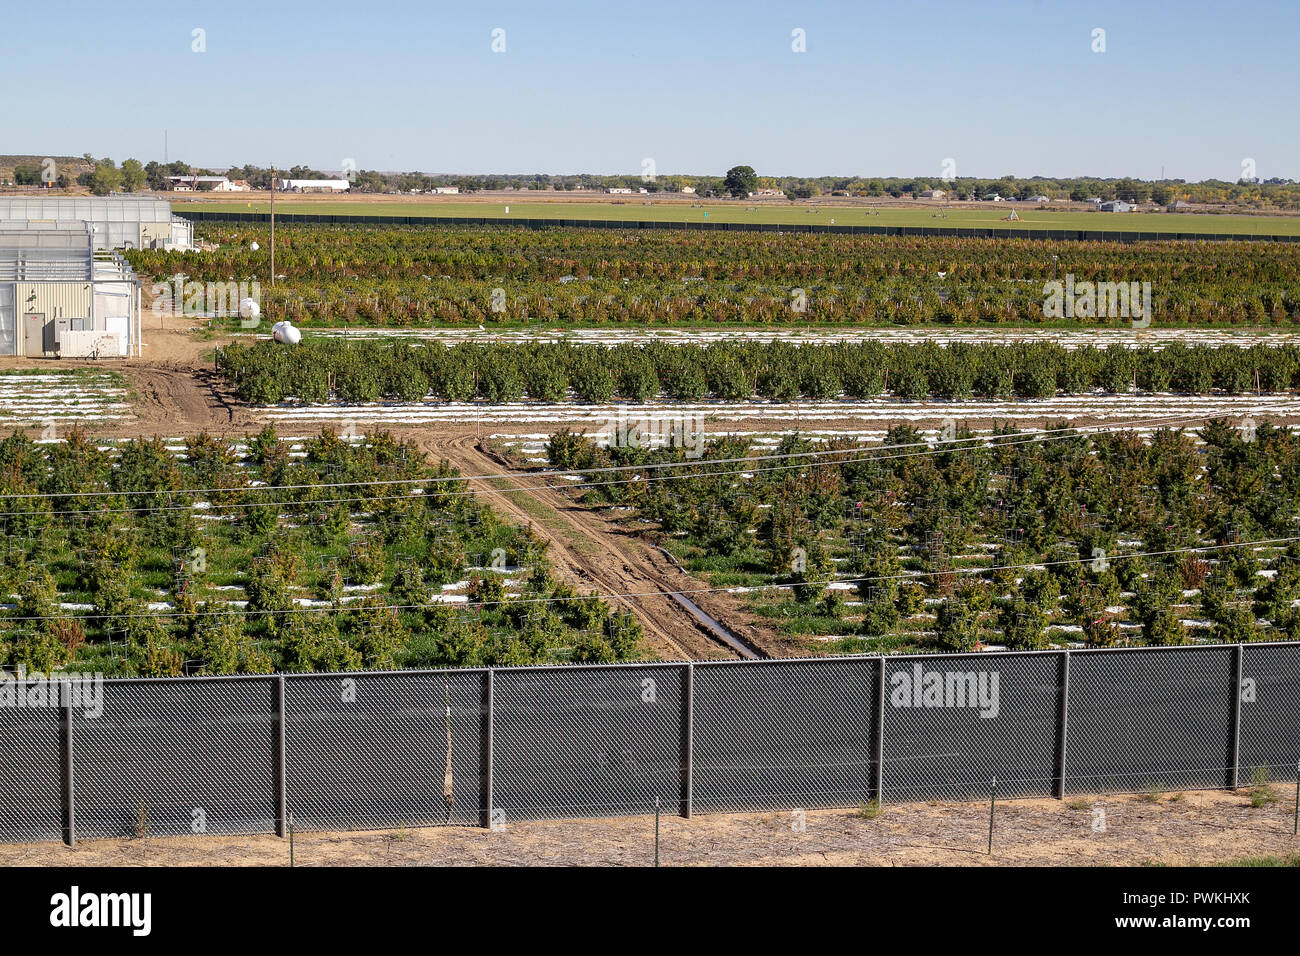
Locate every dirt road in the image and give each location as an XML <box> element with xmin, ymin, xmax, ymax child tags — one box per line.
<box><xmin>429</xmin><ymin>435</ymin><xmax>789</xmax><ymax>661</ymax></box>
<box><xmin>118</xmin><ymin>362</ymin><xmax>247</xmax><ymax>435</ymax></box>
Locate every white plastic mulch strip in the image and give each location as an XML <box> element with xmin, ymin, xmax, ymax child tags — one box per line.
<box><xmin>246</xmin><ymin>327</ymin><xmax>1300</xmax><ymax>350</ymax></box>
<box><xmin>0</xmin><ymin>373</ymin><xmax>131</xmax><ymax>424</ymax></box>
<box><xmin>265</xmin><ymin>393</ymin><xmax>1300</xmax><ymax>427</ymax></box>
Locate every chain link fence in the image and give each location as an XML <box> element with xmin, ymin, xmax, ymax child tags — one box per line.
<box><xmin>2</xmin><ymin>643</ymin><xmax>1298</xmax><ymax>844</ymax></box>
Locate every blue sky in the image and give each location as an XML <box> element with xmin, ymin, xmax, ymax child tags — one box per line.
<box><xmin>5</xmin><ymin>0</ymin><xmax>1297</xmax><ymax>181</ymax></box>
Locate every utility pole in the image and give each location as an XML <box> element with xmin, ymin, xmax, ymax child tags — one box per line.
<box><xmin>270</xmin><ymin>164</ymin><xmax>276</xmax><ymax>287</ymax></box>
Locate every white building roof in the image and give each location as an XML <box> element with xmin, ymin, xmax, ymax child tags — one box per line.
<box><xmin>0</xmin><ymin>222</ymin><xmax>94</xmax><ymax>280</ymax></box>
<box><xmin>0</xmin><ymin>196</ymin><xmax>175</xmax><ymax>223</ymax></box>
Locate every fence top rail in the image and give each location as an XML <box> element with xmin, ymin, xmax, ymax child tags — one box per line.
<box><xmin>16</xmin><ymin>640</ymin><xmax>1299</xmax><ymax>688</ymax></box>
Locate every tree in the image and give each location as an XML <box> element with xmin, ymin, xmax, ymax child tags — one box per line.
<box><xmin>1114</xmin><ymin>178</ymin><xmax>1146</xmax><ymax>203</ymax></box>
<box><xmin>723</xmin><ymin>165</ymin><xmax>758</xmax><ymax>198</ymax></box>
<box><xmin>88</xmin><ymin>158</ymin><xmax>123</xmax><ymax>195</ymax></box>
<box><xmin>120</xmin><ymin>158</ymin><xmax>146</xmax><ymax>192</ymax></box>
<box><xmin>935</xmin><ymin>597</ymin><xmax>981</xmax><ymax>651</ymax></box>
<box><xmin>999</xmin><ymin>570</ymin><xmax>1059</xmax><ymax>649</ymax></box>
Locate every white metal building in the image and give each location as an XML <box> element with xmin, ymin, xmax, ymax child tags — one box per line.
<box><xmin>277</xmin><ymin>179</ymin><xmax>350</xmax><ymax>193</ymax></box>
<box><xmin>0</xmin><ymin>223</ymin><xmax>141</xmax><ymax>358</ymax></box>
<box><xmin>0</xmin><ymin>196</ymin><xmax>193</xmax><ymax>251</ymax></box>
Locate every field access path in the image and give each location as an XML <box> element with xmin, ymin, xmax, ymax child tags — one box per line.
<box><xmin>428</xmin><ymin>434</ymin><xmax>783</xmax><ymax>662</ymax></box>
<box><xmin>118</xmin><ymin>361</ymin><xmax>246</xmax><ymax>435</ymax></box>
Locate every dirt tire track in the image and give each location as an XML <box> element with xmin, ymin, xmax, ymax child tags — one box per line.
<box><xmin>429</xmin><ymin>435</ymin><xmax>714</xmax><ymax>660</ymax></box>
<box><xmin>117</xmin><ymin>362</ymin><xmax>247</xmax><ymax>435</ymax></box>
<box><xmin>428</xmin><ymin>435</ymin><xmax>792</xmax><ymax>661</ymax></box>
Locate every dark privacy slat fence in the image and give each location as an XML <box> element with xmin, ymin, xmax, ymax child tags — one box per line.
<box><xmin>3</xmin><ymin>643</ymin><xmax>1298</xmax><ymax>844</ymax></box>
<box><xmin>179</xmin><ymin>209</ymin><xmax>1300</xmax><ymax>244</ymax></box>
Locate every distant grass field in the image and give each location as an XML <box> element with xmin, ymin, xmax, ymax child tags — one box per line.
<box><xmin>182</xmin><ymin>199</ymin><xmax>1300</xmax><ymax>237</ymax></box>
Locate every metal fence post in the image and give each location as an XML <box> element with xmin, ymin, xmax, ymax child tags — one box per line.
<box><xmin>1055</xmin><ymin>650</ymin><xmax>1071</xmax><ymax>800</ymax></box>
<box><xmin>273</xmin><ymin>675</ymin><xmax>287</xmax><ymax>837</ymax></box>
<box><xmin>481</xmin><ymin>669</ymin><xmax>494</xmax><ymax>828</ymax></box>
<box><xmin>681</xmin><ymin>663</ymin><xmax>694</xmax><ymax>819</ymax></box>
<box><xmin>1229</xmin><ymin>644</ymin><xmax>1244</xmax><ymax>790</ymax></box>
<box><xmin>873</xmin><ymin>657</ymin><xmax>886</xmax><ymax>803</ymax></box>
<box><xmin>60</xmin><ymin>696</ymin><xmax>75</xmax><ymax>847</ymax></box>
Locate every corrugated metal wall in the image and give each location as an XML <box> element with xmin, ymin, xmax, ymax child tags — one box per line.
<box><xmin>0</xmin><ymin>283</ymin><xmax>14</xmax><ymax>355</ymax></box>
<box><xmin>16</xmin><ymin>281</ymin><xmax>91</xmax><ymax>354</ymax></box>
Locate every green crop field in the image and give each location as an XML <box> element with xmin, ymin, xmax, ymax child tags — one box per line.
<box><xmin>128</xmin><ymin>223</ymin><xmax>1300</xmax><ymax>331</ymax></box>
<box><xmin>523</xmin><ymin>421</ymin><xmax>1300</xmax><ymax>656</ymax></box>
<box><xmin>180</xmin><ymin>199</ymin><xmax>1300</xmax><ymax>237</ymax></box>
<box><xmin>0</xmin><ymin>428</ymin><xmax>645</xmax><ymax>676</ymax></box>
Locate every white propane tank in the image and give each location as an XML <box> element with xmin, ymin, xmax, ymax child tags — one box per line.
<box><xmin>250</xmin><ymin>241</ymin><xmax>260</xmax><ymax>251</ymax></box>
<box><xmin>238</xmin><ymin>297</ymin><xmax>260</xmax><ymax>322</ymax></box>
<box><xmin>271</xmin><ymin>320</ymin><xmax>302</xmax><ymax>345</ymax></box>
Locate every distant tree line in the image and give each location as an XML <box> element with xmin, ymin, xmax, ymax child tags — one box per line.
<box><xmin>35</xmin><ymin>154</ymin><xmax>1300</xmax><ymax>209</ymax></box>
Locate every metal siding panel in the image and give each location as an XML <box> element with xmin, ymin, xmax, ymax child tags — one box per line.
<box><xmin>18</xmin><ymin>281</ymin><xmax>91</xmax><ymax>323</ymax></box>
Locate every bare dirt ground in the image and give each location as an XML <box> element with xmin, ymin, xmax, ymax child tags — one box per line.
<box><xmin>0</xmin><ymin>314</ymin><xmax>245</xmax><ymax>437</ymax></box>
<box><xmin>3</xmin><ymin>790</ymin><xmax>1295</xmax><ymax>867</ymax></box>
<box><xmin>118</xmin><ymin>362</ymin><xmax>246</xmax><ymax>434</ymax></box>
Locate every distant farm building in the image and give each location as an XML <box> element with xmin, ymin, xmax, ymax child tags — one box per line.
<box><xmin>607</xmin><ymin>187</ymin><xmax>633</xmax><ymax>194</ymax></box>
<box><xmin>1170</xmin><ymin>199</ymin><xmax>1194</xmax><ymax>211</ymax></box>
<box><xmin>432</xmin><ymin>186</ymin><xmax>459</xmax><ymax>194</ymax></box>
<box><xmin>0</xmin><ymin>222</ymin><xmax>141</xmax><ymax>358</ymax></box>
<box><xmin>277</xmin><ymin>179</ymin><xmax>351</xmax><ymax>193</ymax></box>
<box><xmin>1099</xmin><ymin>200</ymin><xmax>1133</xmax><ymax>212</ymax></box>
<box><xmin>1026</xmin><ymin>194</ymin><xmax>1050</xmax><ymax>203</ymax></box>
<box><xmin>168</xmin><ymin>175</ymin><xmax>247</xmax><ymax>192</ymax></box>
<box><xmin>920</xmin><ymin>189</ymin><xmax>946</xmax><ymax>199</ymax></box>
<box><xmin>748</xmin><ymin>188</ymin><xmax>786</xmax><ymax>199</ymax></box>
<box><xmin>680</xmin><ymin>186</ymin><xmax>696</xmax><ymax>194</ymax></box>
<box><xmin>0</xmin><ymin>196</ymin><xmax>193</xmax><ymax>250</ymax></box>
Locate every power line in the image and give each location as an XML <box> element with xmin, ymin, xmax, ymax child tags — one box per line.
<box><xmin>0</xmin><ymin>409</ymin><xmax>1244</xmax><ymax>501</ymax></box>
<box><xmin>4</xmin><ymin>534</ymin><xmax>1296</xmax><ymax>625</ymax></box>
<box><xmin>0</xmin><ymin>410</ymin><xmax>1245</xmax><ymax>516</ymax></box>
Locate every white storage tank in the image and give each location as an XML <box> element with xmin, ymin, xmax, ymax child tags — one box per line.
<box><xmin>271</xmin><ymin>320</ymin><xmax>301</xmax><ymax>345</ymax></box>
